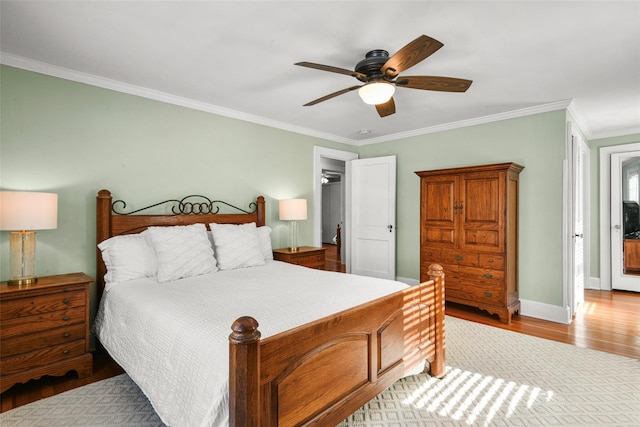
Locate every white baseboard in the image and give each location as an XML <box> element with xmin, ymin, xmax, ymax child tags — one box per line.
<box><xmin>400</xmin><ymin>275</ymin><xmax>586</xmax><ymax>325</ymax></box>
<box><xmin>587</xmin><ymin>276</ymin><xmax>601</xmax><ymax>290</ymax></box>
<box><xmin>520</xmin><ymin>298</ymin><xmax>571</xmax><ymax>324</ymax></box>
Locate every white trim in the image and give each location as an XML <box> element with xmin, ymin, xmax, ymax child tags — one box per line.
<box><xmin>599</xmin><ymin>142</ymin><xmax>640</xmax><ymax>291</ymax></box>
<box><xmin>562</xmin><ymin>153</ymin><xmax>570</xmax><ymax>313</ymax></box>
<box><xmin>587</xmin><ymin>276</ymin><xmax>601</xmax><ymax>290</ymax></box>
<box><xmin>357</xmin><ymin>100</ymin><xmax>574</xmax><ymax>145</ymax></box>
<box><xmin>12</xmin><ymin>52</ymin><xmax>634</xmax><ymax>146</ymax></box>
<box><xmin>520</xmin><ymin>299</ymin><xmax>571</xmax><ymax>324</ymax></box>
<box><xmin>0</xmin><ymin>52</ymin><xmax>357</xmax><ymax>146</ymax></box>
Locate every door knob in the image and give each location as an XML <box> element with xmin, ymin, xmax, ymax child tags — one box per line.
<box><xmin>388</xmin><ymin>225</ymin><xmax>393</xmax><ymax>232</ymax></box>
<box><xmin>574</xmin><ymin>233</ymin><xmax>583</xmax><ymax>238</ymax></box>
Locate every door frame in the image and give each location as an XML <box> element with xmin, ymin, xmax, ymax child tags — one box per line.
<box><xmin>313</xmin><ymin>146</ymin><xmax>358</xmax><ymax>271</ymax></box>
<box><xmin>599</xmin><ymin>142</ymin><xmax>640</xmax><ymax>290</ymax></box>
<box><xmin>563</xmin><ymin>122</ymin><xmax>590</xmax><ymax>322</ymax></box>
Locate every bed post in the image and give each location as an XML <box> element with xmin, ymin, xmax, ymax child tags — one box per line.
<box><xmin>428</xmin><ymin>263</ymin><xmax>446</xmax><ymax>378</ymax></box>
<box><xmin>256</xmin><ymin>195</ymin><xmax>265</xmax><ymax>227</ymax></box>
<box><xmin>96</xmin><ymin>189</ymin><xmax>112</xmax><ymax>301</ymax></box>
<box><xmin>229</xmin><ymin>316</ymin><xmax>261</xmax><ymax>427</ymax></box>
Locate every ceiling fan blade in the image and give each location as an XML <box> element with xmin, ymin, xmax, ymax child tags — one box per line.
<box><xmin>382</xmin><ymin>35</ymin><xmax>444</xmax><ymax>78</ymax></box>
<box><xmin>295</xmin><ymin>62</ymin><xmax>367</xmax><ymax>80</ymax></box>
<box><xmin>303</xmin><ymin>85</ymin><xmax>362</xmax><ymax>106</ymax></box>
<box><xmin>395</xmin><ymin>76</ymin><xmax>472</xmax><ymax>92</ymax></box>
<box><xmin>375</xmin><ymin>97</ymin><xmax>396</xmax><ymax>117</ymax></box>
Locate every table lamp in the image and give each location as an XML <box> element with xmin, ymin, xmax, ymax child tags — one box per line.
<box><xmin>279</xmin><ymin>199</ymin><xmax>307</xmax><ymax>252</ymax></box>
<box><xmin>0</xmin><ymin>191</ymin><xmax>58</xmax><ymax>285</ymax></box>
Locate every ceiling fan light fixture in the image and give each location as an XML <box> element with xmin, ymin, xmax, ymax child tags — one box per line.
<box><xmin>358</xmin><ymin>82</ymin><xmax>395</xmax><ymax>105</ymax></box>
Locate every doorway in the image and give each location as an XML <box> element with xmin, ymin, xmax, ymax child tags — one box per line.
<box><xmin>611</xmin><ymin>152</ymin><xmax>640</xmax><ymax>291</ymax></box>
<box><xmin>313</xmin><ymin>147</ymin><xmax>357</xmax><ymax>272</ymax></box>
<box><xmin>321</xmin><ymin>166</ymin><xmax>345</xmax><ymax>270</ymax></box>
<box><xmin>599</xmin><ymin>142</ymin><xmax>640</xmax><ymax>291</ymax></box>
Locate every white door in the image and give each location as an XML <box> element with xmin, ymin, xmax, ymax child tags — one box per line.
<box><xmin>350</xmin><ymin>156</ymin><xmax>396</xmax><ymax>279</ymax></box>
<box><xmin>611</xmin><ymin>151</ymin><xmax>640</xmax><ymax>291</ymax></box>
<box><xmin>570</xmin><ymin>134</ymin><xmax>589</xmax><ymax>313</ymax></box>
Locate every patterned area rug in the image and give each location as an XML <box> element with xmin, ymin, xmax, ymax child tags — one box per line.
<box><xmin>1</xmin><ymin>316</ymin><xmax>638</xmax><ymax>426</ymax></box>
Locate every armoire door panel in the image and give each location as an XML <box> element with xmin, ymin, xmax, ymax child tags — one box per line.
<box><xmin>460</xmin><ymin>173</ymin><xmax>505</xmax><ymax>253</ymax></box>
<box><xmin>423</xmin><ymin>180</ymin><xmax>456</xmax><ymax>222</ymax></box>
<box><xmin>462</xmin><ymin>229</ymin><xmax>500</xmax><ymax>250</ymax></box>
<box><xmin>423</xmin><ymin>228</ymin><xmax>455</xmax><ymax>246</ymax></box>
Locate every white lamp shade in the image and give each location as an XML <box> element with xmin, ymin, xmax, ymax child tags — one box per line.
<box><xmin>358</xmin><ymin>82</ymin><xmax>395</xmax><ymax>105</ymax></box>
<box><xmin>0</xmin><ymin>191</ymin><xmax>58</xmax><ymax>231</ymax></box>
<box><xmin>279</xmin><ymin>199</ymin><xmax>307</xmax><ymax>221</ymax></box>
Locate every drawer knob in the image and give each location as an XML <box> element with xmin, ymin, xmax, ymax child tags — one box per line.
<box><xmin>64</xmin><ymin>332</ymin><xmax>71</xmax><ymax>338</ymax></box>
<box><xmin>63</xmin><ymin>298</ymin><xmax>70</xmax><ymax>304</ymax></box>
<box><xmin>488</xmin><ymin>259</ymin><xmax>494</xmax><ymax>263</ymax></box>
<box><xmin>483</xmin><ymin>273</ymin><xmax>493</xmax><ymax>279</ymax></box>
<box><xmin>63</xmin><ymin>316</ymin><xmax>70</xmax><ymax>321</ymax></box>
<box><xmin>63</xmin><ymin>349</ymin><xmax>70</xmax><ymax>355</ymax></box>
<box><xmin>427</xmin><ymin>252</ymin><xmax>432</xmax><ymax>256</ymax></box>
<box><xmin>484</xmin><ymin>291</ymin><xmax>493</xmax><ymax>297</ymax></box>
<box><xmin>455</xmin><ymin>255</ymin><xmax>463</xmax><ymax>261</ymax></box>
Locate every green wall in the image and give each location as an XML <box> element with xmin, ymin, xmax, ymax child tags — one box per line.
<box><xmin>2</xmin><ymin>65</ymin><xmax>636</xmax><ymax>319</ymax></box>
<box><xmin>358</xmin><ymin>112</ymin><xmax>567</xmax><ymax>305</ymax></box>
<box><xmin>0</xmin><ymin>65</ymin><xmax>354</xmax><ymax>311</ymax></box>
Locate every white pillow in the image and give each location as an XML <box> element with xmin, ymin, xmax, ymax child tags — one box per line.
<box><xmin>147</xmin><ymin>223</ymin><xmax>218</xmax><ymax>282</ymax></box>
<box><xmin>209</xmin><ymin>222</ymin><xmax>266</xmax><ymax>270</ymax></box>
<box><xmin>98</xmin><ymin>231</ymin><xmax>157</xmax><ymax>284</ymax></box>
<box><xmin>257</xmin><ymin>226</ymin><xmax>274</xmax><ymax>260</ymax></box>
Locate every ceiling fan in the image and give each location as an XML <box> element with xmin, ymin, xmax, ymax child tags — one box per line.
<box><xmin>295</xmin><ymin>35</ymin><xmax>472</xmax><ymax>118</ymax></box>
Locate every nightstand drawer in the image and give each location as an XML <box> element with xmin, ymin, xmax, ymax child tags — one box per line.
<box><xmin>0</xmin><ymin>306</ymin><xmax>86</xmax><ymax>340</ymax></box>
<box><xmin>273</xmin><ymin>246</ymin><xmax>326</xmax><ymax>270</ymax></box>
<box><xmin>1</xmin><ymin>324</ymin><xmax>86</xmax><ymax>358</ymax></box>
<box><xmin>1</xmin><ymin>340</ymin><xmax>87</xmax><ymax>376</ymax></box>
<box><xmin>0</xmin><ymin>289</ymin><xmax>85</xmax><ymax>320</ymax></box>
<box><xmin>288</xmin><ymin>254</ymin><xmax>324</xmax><ymax>269</ymax></box>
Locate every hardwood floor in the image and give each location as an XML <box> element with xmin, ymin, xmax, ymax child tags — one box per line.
<box><xmin>1</xmin><ymin>271</ymin><xmax>637</xmax><ymax>413</ymax></box>
<box><xmin>323</xmin><ymin>243</ymin><xmax>346</xmax><ymax>272</ymax></box>
<box><xmin>446</xmin><ymin>289</ymin><xmax>639</xmax><ymax>360</ymax></box>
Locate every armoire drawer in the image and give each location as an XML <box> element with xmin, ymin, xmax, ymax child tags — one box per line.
<box><xmin>446</xmin><ymin>281</ymin><xmax>505</xmax><ymax>306</ymax></box>
<box><xmin>442</xmin><ymin>250</ymin><xmax>479</xmax><ymax>267</ymax></box>
<box><xmin>478</xmin><ymin>254</ymin><xmax>504</xmax><ymax>269</ymax></box>
<box><xmin>443</xmin><ymin>264</ymin><xmax>505</xmax><ymax>288</ymax></box>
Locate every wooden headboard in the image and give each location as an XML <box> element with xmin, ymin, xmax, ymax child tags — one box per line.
<box><xmin>96</xmin><ymin>189</ymin><xmax>265</xmax><ymax>299</ymax></box>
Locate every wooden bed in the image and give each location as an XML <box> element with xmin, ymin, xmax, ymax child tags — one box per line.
<box><xmin>96</xmin><ymin>189</ymin><xmax>445</xmax><ymax>427</ymax></box>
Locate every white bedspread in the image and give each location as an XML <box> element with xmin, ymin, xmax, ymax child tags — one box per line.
<box><xmin>93</xmin><ymin>261</ymin><xmax>409</xmax><ymax>427</ymax></box>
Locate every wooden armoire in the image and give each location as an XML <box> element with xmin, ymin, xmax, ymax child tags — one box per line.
<box><xmin>416</xmin><ymin>163</ymin><xmax>524</xmax><ymax>323</ymax></box>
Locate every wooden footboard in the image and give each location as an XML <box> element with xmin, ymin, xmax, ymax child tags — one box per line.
<box><xmin>229</xmin><ymin>264</ymin><xmax>445</xmax><ymax>427</ymax></box>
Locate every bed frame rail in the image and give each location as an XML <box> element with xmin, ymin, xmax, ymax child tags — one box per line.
<box><xmin>229</xmin><ymin>264</ymin><xmax>445</xmax><ymax>427</ymax></box>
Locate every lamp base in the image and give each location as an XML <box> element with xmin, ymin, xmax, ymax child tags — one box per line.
<box><xmin>7</xmin><ymin>277</ymin><xmax>38</xmax><ymax>286</ymax></box>
<box><xmin>289</xmin><ymin>221</ymin><xmax>299</xmax><ymax>253</ymax></box>
<box><xmin>9</xmin><ymin>230</ymin><xmax>38</xmax><ymax>286</ymax></box>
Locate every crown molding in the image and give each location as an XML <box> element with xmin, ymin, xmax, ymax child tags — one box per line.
<box><xmin>6</xmin><ymin>52</ymin><xmax>632</xmax><ymax>146</ymax></box>
<box><xmin>357</xmin><ymin>99</ymin><xmax>574</xmax><ymax>146</ymax></box>
<box><xmin>0</xmin><ymin>52</ymin><xmax>357</xmax><ymax>146</ymax></box>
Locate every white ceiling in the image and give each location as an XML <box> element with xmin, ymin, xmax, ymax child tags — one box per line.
<box><xmin>1</xmin><ymin>1</ymin><xmax>639</xmax><ymax>145</ymax></box>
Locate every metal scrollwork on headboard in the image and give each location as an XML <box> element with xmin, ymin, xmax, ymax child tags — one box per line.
<box><xmin>111</xmin><ymin>195</ymin><xmax>257</xmax><ymax>215</ymax></box>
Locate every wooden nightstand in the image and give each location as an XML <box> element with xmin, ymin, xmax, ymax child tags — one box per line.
<box><xmin>0</xmin><ymin>272</ymin><xmax>94</xmax><ymax>393</ymax></box>
<box><xmin>273</xmin><ymin>246</ymin><xmax>326</xmax><ymax>270</ymax></box>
